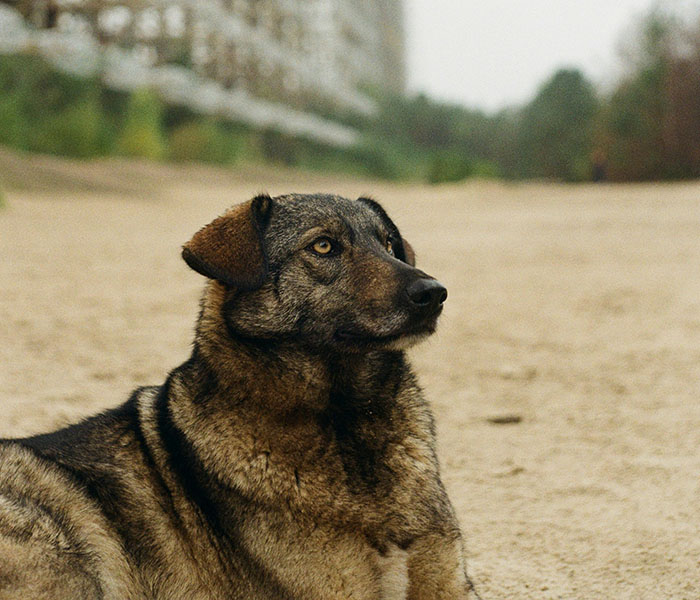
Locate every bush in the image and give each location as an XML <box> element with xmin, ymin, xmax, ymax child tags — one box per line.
<box><xmin>115</xmin><ymin>89</ymin><xmax>166</xmax><ymax>160</ymax></box>
<box><xmin>33</xmin><ymin>98</ymin><xmax>107</xmax><ymax>158</ymax></box>
<box><xmin>0</xmin><ymin>96</ymin><xmax>25</xmax><ymax>149</ymax></box>
<box><xmin>169</xmin><ymin>120</ymin><xmax>243</xmax><ymax>164</ymax></box>
<box><xmin>348</xmin><ymin>138</ymin><xmax>405</xmax><ymax>180</ymax></box>
<box><xmin>471</xmin><ymin>159</ymin><xmax>501</xmax><ymax>179</ymax></box>
<box><xmin>427</xmin><ymin>151</ymin><xmax>474</xmax><ymax>184</ymax></box>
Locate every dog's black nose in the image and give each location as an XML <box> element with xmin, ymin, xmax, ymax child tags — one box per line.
<box><xmin>406</xmin><ymin>279</ymin><xmax>448</xmax><ymax>310</ymax></box>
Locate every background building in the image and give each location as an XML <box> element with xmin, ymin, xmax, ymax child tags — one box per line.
<box><xmin>2</xmin><ymin>0</ymin><xmax>405</xmax><ymax>143</ymax></box>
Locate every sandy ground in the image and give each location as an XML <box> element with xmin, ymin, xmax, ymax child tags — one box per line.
<box><xmin>1</xmin><ymin>149</ymin><xmax>699</xmax><ymax>599</ymax></box>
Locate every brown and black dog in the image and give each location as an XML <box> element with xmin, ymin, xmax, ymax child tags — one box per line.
<box><xmin>0</xmin><ymin>193</ymin><xmax>479</xmax><ymax>599</ymax></box>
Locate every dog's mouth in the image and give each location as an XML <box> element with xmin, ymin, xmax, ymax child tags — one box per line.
<box><xmin>334</xmin><ymin>308</ymin><xmax>442</xmax><ymax>345</ymax></box>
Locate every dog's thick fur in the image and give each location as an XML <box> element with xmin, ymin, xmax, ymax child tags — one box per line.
<box><xmin>0</xmin><ymin>193</ymin><xmax>477</xmax><ymax>599</ymax></box>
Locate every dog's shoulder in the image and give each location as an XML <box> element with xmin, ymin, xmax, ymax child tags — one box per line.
<box><xmin>17</xmin><ymin>392</ymin><xmax>140</xmax><ymax>453</ymax></box>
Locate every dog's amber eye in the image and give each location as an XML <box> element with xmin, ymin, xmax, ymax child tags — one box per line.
<box><xmin>386</xmin><ymin>240</ymin><xmax>394</xmax><ymax>256</ymax></box>
<box><xmin>311</xmin><ymin>238</ymin><xmax>334</xmax><ymax>255</ymax></box>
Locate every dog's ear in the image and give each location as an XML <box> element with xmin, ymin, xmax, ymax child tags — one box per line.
<box><xmin>182</xmin><ymin>194</ymin><xmax>272</xmax><ymax>289</ymax></box>
<box><xmin>356</xmin><ymin>196</ymin><xmax>416</xmax><ymax>267</ymax></box>
<box><xmin>401</xmin><ymin>239</ymin><xmax>416</xmax><ymax>267</ymax></box>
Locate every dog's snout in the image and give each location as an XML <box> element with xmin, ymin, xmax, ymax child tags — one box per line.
<box><xmin>406</xmin><ymin>279</ymin><xmax>447</xmax><ymax>310</ymax></box>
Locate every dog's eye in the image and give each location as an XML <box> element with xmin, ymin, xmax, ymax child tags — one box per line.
<box><xmin>310</xmin><ymin>238</ymin><xmax>336</xmax><ymax>256</ymax></box>
<box><xmin>385</xmin><ymin>240</ymin><xmax>395</xmax><ymax>256</ymax></box>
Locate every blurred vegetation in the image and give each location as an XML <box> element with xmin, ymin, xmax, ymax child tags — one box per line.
<box><xmin>0</xmin><ymin>7</ymin><xmax>699</xmax><ymax>183</ymax></box>
<box><xmin>514</xmin><ymin>69</ymin><xmax>598</xmax><ymax>181</ymax></box>
<box><xmin>0</xmin><ymin>53</ymin><xmax>395</xmax><ymax>178</ymax></box>
<box><xmin>596</xmin><ymin>10</ymin><xmax>700</xmax><ymax>180</ymax></box>
<box><xmin>115</xmin><ymin>89</ymin><xmax>166</xmax><ymax>160</ymax></box>
<box><xmin>0</xmin><ymin>54</ymin><xmax>106</xmax><ymax>156</ymax></box>
<box><xmin>169</xmin><ymin>121</ymin><xmax>242</xmax><ymax>164</ymax></box>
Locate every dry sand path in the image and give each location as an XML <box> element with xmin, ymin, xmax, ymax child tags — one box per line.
<box><xmin>1</xmin><ymin>151</ymin><xmax>699</xmax><ymax>598</ymax></box>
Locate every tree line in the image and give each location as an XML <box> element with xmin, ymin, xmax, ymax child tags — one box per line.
<box><xmin>364</xmin><ymin>9</ymin><xmax>700</xmax><ymax>183</ymax></box>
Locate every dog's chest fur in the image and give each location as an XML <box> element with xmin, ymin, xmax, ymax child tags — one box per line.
<box><xmin>125</xmin><ymin>351</ymin><xmax>437</xmax><ymax>599</ymax></box>
<box><xmin>235</xmin><ymin>503</ymin><xmax>411</xmax><ymax>599</ymax></box>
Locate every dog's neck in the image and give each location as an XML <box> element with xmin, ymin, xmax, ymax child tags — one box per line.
<box><xmin>146</xmin><ymin>281</ymin><xmax>424</xmax><ymax>541</ymax></box>
<box><xmin>190</xmin><ymin>328</ymin><xmax>406</xmax><ymax>411</ymax></box>
<box><xmin>159</xmin><ymin>287</ymin><xmax>413</xmax><ymax>514</ymax></box>
<box><xmin>186</xmin><ymin>283</ymin><xmax>409</xmax><ymax>410</ymax></box>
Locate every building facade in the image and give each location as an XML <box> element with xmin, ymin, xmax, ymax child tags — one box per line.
<box><xmin>9</xmin><ymin>0</ymin><xmax>405</xmax><ymax>116</ymax></box>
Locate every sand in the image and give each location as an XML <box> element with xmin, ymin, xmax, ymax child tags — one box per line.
<box><xmin>1</xmin><ymin>149</ymin><xmax>699</xmax><ymax>599</ymax></box>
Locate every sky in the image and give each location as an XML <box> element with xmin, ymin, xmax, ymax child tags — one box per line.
<box><xmin>404</xmin><ymin>0</ymin><xmax>700</xmax><ymax>111</ymax></box>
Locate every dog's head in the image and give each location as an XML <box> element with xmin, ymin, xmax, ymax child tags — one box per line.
<box><xmin>182</xmin><ymin>193</ymin><xmax>446</xmax><ymax>352</ymax></box>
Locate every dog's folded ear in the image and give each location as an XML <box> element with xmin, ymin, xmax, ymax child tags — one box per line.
<box><xmin>356</xmin><ymin>196</ymin><xmax>417</xmax><ymax>267</ymax></box>
<box><xmin>182</xmin><ymin>194</ymin><xmax>272</xmax><ymax>289</ymax></box>
<box><xmin>402</xmin><ymin>239</ymin><xmax>416</xmax><ymax>267</ymax></box>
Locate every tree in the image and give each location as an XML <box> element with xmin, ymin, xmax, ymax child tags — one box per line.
<box><xmin>515</xmin><ymin>69</ymin><xmax>599</xmax><ymax>181</ymax></box>
<box><xmin>598</xmin><ymin>11</ymin><xmax>672</xmax><ymax>180</ymax></box>
<box><xmin>661</xmin><ymin>17</ymin><xmax>700</xmax><ymax>178</ymax></box>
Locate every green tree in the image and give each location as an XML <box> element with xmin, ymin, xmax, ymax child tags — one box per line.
<box><xmin>596</xmin><ymin>9</ymin><xmax>700</xmax><ymax>180</ymax></box>
<box><xmin>515</xmin><ymin>69</ymin><xmax>599</xmax><ymax>181</ymax></box>
<box><xmin>427</xmin><ymin>150</ymin><xmax>473</xmax><ymax>184</ymax></box>
<box><xmin>599</xmin><ymin>11</ymin><xmax>672</xmax><ymax>180</ymax></box>
<box><xmin>663</xmin><ymin>23</ymin><xmax>700</xmax><ymax>179</ymax></box>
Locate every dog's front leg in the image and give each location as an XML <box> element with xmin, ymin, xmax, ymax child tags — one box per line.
<box><xmin>405</xmin><ymin>529</ymin><xmax>478</xmax><ymax>599</ymax></box>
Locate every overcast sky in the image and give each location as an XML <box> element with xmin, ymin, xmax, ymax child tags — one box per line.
<box><xmin>405</xmin><ymin>0</ymin><xmax>700</xmax><ymax>111</ymax></box>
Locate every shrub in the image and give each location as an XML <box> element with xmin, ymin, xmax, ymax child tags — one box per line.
<box><xmin>349</xmin><ymin>139</ymin><xmax>405</xmax><ymax>180</ymax></box>
<box><xmin>168</xmin><ymin>120</ymin><xmax>242</xmax><ymax>164</ymax></box>
<box><xmin>471</xmin><ymin>159</ymin><xmax>501</xmax><ymax>179</ymax></box>
<box><xmin>0</xmin><ymin>96</ymin><xmax>26</xmax><ymax>149</ymax></box>
<box><xmin>115</xmin><ymin>89</ymin><xmax>166</xmax><ymax>160</ymax></box>
<box><xmin>33</xmin><ymin>98</ymin><xmax>106</xmax><ymax>158</ymax></box>
<box><xmin>287</xmin><ymin>135</ymin><xmax>411</xmax><ymax>180</ymax></box>
<box><xmin>427</xmin><ymin>151</ymin><xmax>474</xmax><ymax>184</ymax></box>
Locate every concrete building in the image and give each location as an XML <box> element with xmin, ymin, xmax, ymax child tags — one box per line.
<box><xmin>8</xmin><ymin>0</ymin><xmax>405</xmax><ymax>117</ymax></box>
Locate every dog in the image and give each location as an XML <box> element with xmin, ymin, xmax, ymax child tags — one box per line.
<box><xmin>0</xmin><ymin>193</ymin><xmax>479</xmax><ymax>599</ymax></box>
